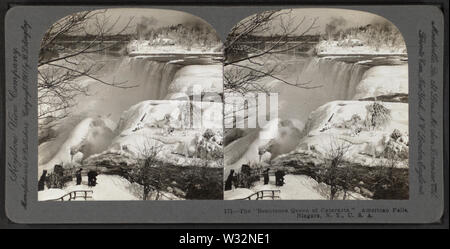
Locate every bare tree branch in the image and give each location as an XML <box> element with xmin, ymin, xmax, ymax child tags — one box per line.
<box><xmin>224</xmin><ymin>9</ymin><xmax>320</xmax><ymax>95</ymax></box>
<box><xmin>38</xmin><ymin>10</ymin><xmax>135</xmax><ymax>128</ymax></box>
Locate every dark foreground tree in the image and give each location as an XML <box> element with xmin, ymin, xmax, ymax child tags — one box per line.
<box><xmin>373</xmin><ymin>156</ymin><xmax>409</xmax><ymax>199</ymax></box>
<box><xmin>185</xmin><ymin>162</ymin><xmax>223</xmax><ymax>200</ymax></box>
<box><xmin>127</xmin><ymin>140</ymin><xmax>164</xmax><ymax>200</ymax></box>
<box><xmin>321</xmin><ymin>139</ymin><xmax>351</xmax><ymax>200</ymax></box>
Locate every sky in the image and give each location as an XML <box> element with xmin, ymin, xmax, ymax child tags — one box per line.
<box><xmin>248</xmin><ymin>8</ymin><xmax>394</xmax><ymax>35</ymax></box>
<box><xmin>83</xmin><ymin>8</ymin><xmax>213</xmax><ymax>34</ymax></box>
<box><xmin>78</xmin><ymin>7</ymin><xmax>394</xmax><ymax>36</ymax></box>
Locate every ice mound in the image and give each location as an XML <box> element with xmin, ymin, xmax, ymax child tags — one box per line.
<box><xmin>115</xmin><ymin>100</ymin><xmax>222</xmax><ymax>136</ymax></box>
<box><xmin>38</xmin><ymin>116</ymin><xmax>116</xmax><ymax>175</ymax></box>
<box><xmin>86</xmin><ymin>100</ymin><xmax>223</xmax><ymax>169</ymax></box>
<box><xmin>297</xmin><ymin>100</ymin><xmax>408</xmax><ymax>167</ymax></box>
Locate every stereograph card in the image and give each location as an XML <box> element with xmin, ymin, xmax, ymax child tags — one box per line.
<box><xmin>3</xmin><ymin>4</ymin><xmax>446</xmax><ymax>224</ymax></box>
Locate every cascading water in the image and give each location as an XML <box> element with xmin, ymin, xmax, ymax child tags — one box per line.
<box><xmin>123</xmin><ymin>57</ymin><xmax>181</xmax><ymax>100</ymax></box>
<box><xmin>302</xmin><ymin>58</ymin><xmax>367</xmax><ymax>99</ymax></box>
<box><xmin>274</xmin><ymin>57</ymin><xmax>368</xmax><ymax>123</ymax></box>
<box><xmin>75</xmin><ymin>56</ymin><xmax>182</xmax><ymax>123</ymax></box>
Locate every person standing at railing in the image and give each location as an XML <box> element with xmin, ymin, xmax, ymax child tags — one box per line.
<box><xmin>75</xmin><ymin>168</ymin><xmax>83</xmax><ymax>185</ymax></box>
<box><xmin>224</xmin><ymin>170</ymin><xmax>235</xmax><ymax>191</ymax></box>
<box><xmin>38</xmin><ymin>170</ymin><xmax>47</xmax><ymax>191</ymax></box>
<box><xmin>263</xmin><ymin>168</ymin><xmax>270</xmax><ymax>185</ymax></box>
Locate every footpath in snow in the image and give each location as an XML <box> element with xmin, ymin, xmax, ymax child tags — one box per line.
<box><xmin>38</xmin><ymin>175</ymin><xmax>180</xmax><ymax>201</ymax></box>
<box><xmin>224</xmin><ymin>174</ymin><xmax>368</xmax><ymax>200</ymax></box>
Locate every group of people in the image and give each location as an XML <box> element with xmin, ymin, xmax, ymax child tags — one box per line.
<box><xmin>224</xmin><ymin>167</ymin><xmax>286</xmax><ymax>191</ymax></box>
<box><xmin>75</xmin><ymin>168</ymin><xmax>98</xmax><ymax>187</ymax></box>
<box><xmin>263</xmin><ymin>168</ymin><xmax>285</xmax><ymax>186</ymax></box>
<box><xmin>37</xmin><ymin>166</ymin><xmax>99</xmax><ymax>191</ymax></box>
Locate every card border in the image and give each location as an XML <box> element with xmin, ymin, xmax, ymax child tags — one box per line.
<box><xmin>3</xmin><ymin>4</ymin><xmax>446</xmax><ymax>224</ymax></box>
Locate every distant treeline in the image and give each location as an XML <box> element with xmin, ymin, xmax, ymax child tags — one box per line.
<box><xmin>228</xmin><ymin>34</ymin><xmax>320</xmax><ymax>43</ymax></box>
<box><xmin>55</xmin><ymin>34</ymin><xmax>133</xmax><ymax>42</ymax></box>
<box><xmin>322</xmin><ymin>21</ymin><xmax>406</xmax><ymax>51</ymax></box>
<box><xmin>137</xmin><ymin>23</ymin><xmax>222</xmax><ymax>49</ymax></box>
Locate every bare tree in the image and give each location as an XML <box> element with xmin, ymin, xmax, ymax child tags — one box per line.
<box><xmin>224</xmin><ymin>9</ymin><xmax>319</xmax><ymax>95</ymax></box>
<box><xmin>373</xmin><ymin>153</ymin><xmax>407</xmax><ymax>199</ymax></box>
<box><xmin>127</xmin><ymin>139</ymin><xmax>164</xmax><ymax>200</ymax></box>
<box><xmin>338</xmin><ymin>164</ymin><xmax>355</xmax><ymax>200</ymax></box>
<box><xmin>38</xmin><ymin>10</ymin><xmax>135</xmax><ymax>127</ymax></box>
<box><xmin>185</xmin><ymin>161</ymin><xmax>223</xmax><ymax>200</ymax></box>
<box><xmin>223</xmin><ymin>9</ymin><xmax>320</xmax><ymax>127</ymax></box>
<box><xmin>322</xmin><ymin>139</ymin><xmax>351</xmax><ymax>200</ymax></box>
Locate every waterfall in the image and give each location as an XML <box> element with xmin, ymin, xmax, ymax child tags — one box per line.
<box><xmin>112</xmin><ymin>57</ymin><xmax>181</xmax><ymax>100</ymax></box>
<box><xmin>292</xmin><ymin>57</ymin><xmax>367</xmax><ymax>99</ymax></box>
<box><xmin>275</xmin><ymin>57</ymin><xmax>368</xmax><ymax>122</ymax></box>
<box><xmin>75</xmin><ymin>56</ymin><xmax>182</xmax><ymax>123</ymax></box>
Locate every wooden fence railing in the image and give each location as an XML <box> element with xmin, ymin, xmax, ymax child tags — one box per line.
<box><xmin>238</xmin><ymin>190</ymin><xmax>281</xmax><ymax>200</ymax></box>
<box><xmin>45</xmin><ymin>190</ymin><xmax>93</xmax><ymax>201</ymax></box>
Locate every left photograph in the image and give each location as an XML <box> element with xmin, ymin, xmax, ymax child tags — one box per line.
<box><xmin>37</xmin><ymin>9</ymin><xmax>224</xmax><ymax>201</ymax></box>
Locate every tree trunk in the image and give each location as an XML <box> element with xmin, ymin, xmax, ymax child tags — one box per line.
<box><xmin>143</xmin><ymin>187</ymin><xmax>149</xmax><ymax>200</ymax></box>
<box><xmin>330</xmin><ymin>185</ymin><xmax>337</xmax><ymax>200</ymax></box>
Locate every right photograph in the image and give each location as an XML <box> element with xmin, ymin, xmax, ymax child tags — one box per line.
<box><xmin>223</xmin><ymin>8</ymin><xmax>409</xmax><ymax>200</ymax></box>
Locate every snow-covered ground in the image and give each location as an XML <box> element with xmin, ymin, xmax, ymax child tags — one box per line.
<box><xmin>38</xmin><ymin>188</ymin><xmax>67</xmax><ymax>201</ymax></box>
<box><xmin>224</xmin><ymin>188</ymin><xmax>255</xmax><ymax>200</ymax></box>
<box><xmin>224</xmin><ymin>174</ymin><xmax>368</xmax><ymax>200</ymax></box>
<box><xmin>38</xmin><ymin>175</ymin><xmax>181</xmax><ymax>201</ymax></box>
